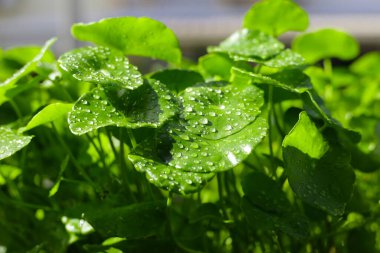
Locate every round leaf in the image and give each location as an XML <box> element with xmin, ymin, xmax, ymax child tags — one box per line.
<box><xmin>72</xmin><ymin>17</ymin><xmax>182</xmax><ymax>63</ymax></box>
<box><xmin>292</xmin><ymin>28</ymin><xmax>360</xmax><ymax>64</ymax></box>
<box><xmin>180</xmin><ymin>82</ymin><xmax>264</xmax><ymax>139</ymax></box>
<box><xmin>243</xmin><ymin>0</ymin><xmax>309</xmax><ymax>36</ymax></box>
<box><xmin>68</xmin><ymin>80</ymin><xmax>178</xmax><ymax>135</ymax></box>
<box><xmin>58</xmin><ymin>46</ymin><xmax>143</xmax><ymax>90</ymax></box>
<box><xmin>208</xmin><ymin>29</ymin><xmax>284</xmax><ymax>60</ymax></box>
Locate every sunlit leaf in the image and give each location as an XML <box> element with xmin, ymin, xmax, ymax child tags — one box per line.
<box><xmin>0</xmin><ymin>165</ymin><xmax>22</xmax><ymax>185</ymax></box>
<box><xmin>68</xmin><ymin>79</ymin><xmax>178</xmax><ymax>135</ymax></box>
<box><xmin>72</xmin><ymin>17</ymin><xmax>182</xmax><ymax>63</ymax></box>
<box><xmin>243</xmin><ymin>0</ymin><xmax>309</xmax><ymax>36</ymax></box>
<box><xmin>208</xmin><ymin>29</ymin><xmax>284</xmax><ymax>60</ymax></box>
<box><xmin>0</xmin><ymin>127</ymin><xmax>33</xmax><ymax>160</ymax></box>
<box><xmin>58</xmin><ymin>46</ymin><xmax>143</xmax><ymax>90</ymax></box>
<box><xmin>292</xmin><ymin>29</ymin><xmax>360</xmax><ymax>64</ymax></box>
<box><xmin>21</xmin><ymin>103</ymin><xmax>73</xmax><ymax>132</ymax></box>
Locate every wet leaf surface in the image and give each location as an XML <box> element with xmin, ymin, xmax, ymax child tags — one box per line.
<box><xmin>208</xmin><ymin>29</ymin><xmax>284</xmax><ymax>60</ymax></box>
<box><xmin>58</xmin><ymin>46</ymin><xmax>143</xmax><ymax>90</ymax></box>
<box><xmin>68</xmin><ymin>80</ymin><xmax>178</xmax><ymax>135</ymax></box>
<box><xmin>0</xmin><ymin>127</ymin><xmax>33</xmax><ymax>160</ymax></box>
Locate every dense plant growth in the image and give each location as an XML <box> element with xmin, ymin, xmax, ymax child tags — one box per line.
<box><xmin>1</xmin><ymin>0</ymin><xmax>380</xmax><ymax>252</ymax></box>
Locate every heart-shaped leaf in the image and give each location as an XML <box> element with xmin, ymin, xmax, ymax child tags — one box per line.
<box><xmin>292</xmin><ymin>29</ymin><xmax>360</xmax><ymax>64</ymax></box>
<box><xmin>208</xmin><ymin>29</ymin><xmax>284</xmax><ymax>60</ymax></box>
<box><xmin>72</xmin><ymin>17</ymin><xmax>182</xmax><ymax>63</ymax></box>
<box><xmin>282</xmin><ymin>112</ymin><xmax>355</xmax><ymax>216</ymax></box>
<box><xmin>243</xmin><ymin>0</ymin><xmax>309</xmax><ymax>37</ymax></box>
<box><xmin>68</xmin><ymin>79</ymin><xmax>178</xmax><ymax>135</ymax></box>
<box><xmin>58</xmin><ymin>46</ymin><xmax>143</xmax><ymax>90</ymax></box>
<box><xmin>0</xmin><ymin>127</ymin><xmax>33</xmax><ymax>160</ymax></box>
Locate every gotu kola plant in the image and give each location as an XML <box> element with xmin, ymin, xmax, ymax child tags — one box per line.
<box><xmin>1</xmin><ymin>0</ymin><xmax>380</xmax><ymax>252</ymax></box>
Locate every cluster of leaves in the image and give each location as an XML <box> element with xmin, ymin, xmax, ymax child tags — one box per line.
<box><xmin>1</xmin><ymin>0</ymin><xmax>380</xmax><ymax>252</ymax></box>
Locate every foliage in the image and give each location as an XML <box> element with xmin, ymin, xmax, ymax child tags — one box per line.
<box><xmin>0</xmin><ymin>0</ymin><xmax>380</xmax><ymax>252</ymax></box>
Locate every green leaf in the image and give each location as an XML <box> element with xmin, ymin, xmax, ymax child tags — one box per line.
<box><xmin>198</xmin><ymin>53</ymin><xmax>234</xmax><ymax>80</ymax></box>
<box><xmin>0</xmin><ymin>38</ymin><xmax>56</xmax><ymax>105</ymax></box>
<box><xmin>49</xmin><ymin>156</ymin><xmax>69</xmax><ymax>197</ymax></box>
<box><xmin>180</xmin><ymin>82</ymin><xmax>265</xmax><ymax>139</ymax></box>
<box><xmin>167</xmin><ymin>116</ymin><xmax>268</xmax><ymax>172</ymax></box>
<box><xmin>0</xmin><ymin>165</ymin><xmax>22</xmax><ymax>185</ymax></box>
<box><xmin>150</xmin><ymin>69</ymin><xmax>204</xmax><ymax>94</ymax></box>
<box><xmin>241</xmin><ymin>173</ymin><xmax>309</xmax><ymax>239</ymax></box>
<box><xmin>242</xmin><ymin>172</ymin><xmax>291</xmax><ymax>213</ymax></box>
<box><xmin>85</xmin><ymin>202</ymin><xmax>166</xmax><ymax>239</ymax></box>
<box><xmin>68</xmin><ymin>79</ymin><xmax>178</xmax><ymax>135</ymax></box>
<box><xmin>243</xmin><ymin>0</ymin><xmax>309</xmax><ymax>36</ymax></box>
<box><xmin>0</xmin><ymin>127</ymin><xmax>33</xmax><ymax>160</ymax></box>
<box><xmin>233</xmin><ymin>67</ymin><xmax>312</xmax><ymax>93</ymax></box>
<box><xmin>292</xmin><ymin>28</ymin><xmax>360</xmax><ymax>64</ymax></box>
<box><xmin>232</xmin><ymin>49</ymin><xmax>305</xmax><ymax>68</ymax></box>
<box><xmin>282</xmin><ymin>113</ymin><xmax>355</xmax><ymax>216</ymax></box>
<box><xmin>208</xmin><ymin>29</ymin><xmax>284</xmax><ymax>60</ymax></box>
<box><xmin>58</xmin><ymin>46</ymin><xmax>143</xmax><ymax>90</ymax></box>
<box><xmin>72</xmin><ymin>17</ymin><xmax>182</xmax><ymax>63</ymax></box>
<box><xmin>3</xmin><ymin>45</ymin><xmax>55</xmax><ymax>65</ymax></box>
<box><xmin>21</xmin><ymin>103</ymin><xmax>73</xmax><ymax>132</ymax></box>
<box><xmin>350</xmin><ymin>52</ymin><xmax>380</xmax><ymax>77</ymax></box>
<box><xmin>283</xmin><ymin>112</ymin><xmax>329</xmax><ymax>159</ymax></box>
<box><xmin>129</xmin><ymin>81</ymin><xmax>267</xmax><ymax>193</ymax></box>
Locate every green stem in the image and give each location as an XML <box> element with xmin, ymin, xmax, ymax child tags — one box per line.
<box><xmin>85</xmin><ymin>133</ymin><xmax>107</xmax><ymax>170</ymax></box>
<box><xmin>323</xmin><ymin>58</ymin><xmax>333</xmax><ymax>77</ymax></box>
<box><xmin>127</xmin><ymin>128</ymin><xmax>137</xmax><ymax>149</ymax></box>
<box><xmin>51</xmin><ymin>123</ymin><xmax>98</xmax><ymax>191</ymax></box>
<box><xmin>267</xmin><ymin>84</ymin><xmax>276</xmax><ymax>177</ymax></box>
<box><xmin>217</xmin><ymin>173</ymin><xmax>228</xmax><ymax>219</ymax></box>
<box><xmin>9</xmin><ymin>99</ymin><xmax>22</xmax><ymax>118</ymax></box>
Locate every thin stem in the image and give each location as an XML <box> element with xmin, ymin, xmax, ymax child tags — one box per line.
<box><xmin>127</xmin><ymin>128</ymin><xmax>137</xmax><ymax>149</ymax></box>
<box><xmin>272</xmin><ymin>104</ymin><xmax>285</xmax><ymax>138</ymax></box>
<box><xmin>51</xmin><ymin>123</ymin><xmax>98</xmax><ymax>191</ymax></box>
<box><xmin>217</xmin><ymin>173</ymin><xmax>228</xmax><ymax>219</ymax></box>
<box><xmin>323</xmin><ymin>58</ymin><xmax>333</xmax><ymax>77</ymax></box>
<box><xmin>267</xmin><ymin>84</ymin><xmax>276</xmax><ymax>177</ymax></box>
<box><xmin>9</xmin><ymin>99</ymin><xmax>22</xmax><ymax>118</ymax></box>
<box><xmin>85</xmin><ymin>133</ymin><xmax>107</xmax><ymax>170</ymax></box>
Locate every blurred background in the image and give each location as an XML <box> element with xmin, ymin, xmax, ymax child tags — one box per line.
<box><xmin>1</xmin><ymin>0</ymin><xmax>380</xmax><ymax>58</ymax></box>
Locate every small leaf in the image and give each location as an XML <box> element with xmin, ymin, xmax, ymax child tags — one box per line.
<box><xmin>150</xmin><ymin>69</ymin><xmax>204</xmax><ymax>94</ymax></box>
<box><xmin>0</xmin><ymin>38</ymin><xmax>56</xmax><ymax>105</ymax></box>
<box><xmin>72</xmin><ymin>17</ymin><xmax>182</xmax><ymax>63</ymax></box>
<box><xmin>0</xmin><ymin>127</ymin><xmax>33</xmax><ymax>160</ymax></box>
<box><xmin>68</xmin><ymin>79</ymin><xmax>178</xmax><ymax>135</ymax></box>
<box><xmin>208</xmin><ymin>29</ymin><xmax>284</xmax><ymax>60</ymax></box>
<box><xmin>85</xmin><ymin>202</ymin><xmax>166</xmax><ymax>239</ymax></box>
<box><xmin>49</xmin><ymin>156</ymin><xmax>69</xmax><ymax>197</ymax></box>
<box><xmin>292</xmin><ymin>28</ymin><xmax>360</xmax><ymax>64</ymax></box>
<box><xmin>283</xmin><ymin>112</ymin><xmax>329</xmax><ymax>159</ymax></box>
<box><xmin>282</xmin><ymin>113</ymin><xmax>355</xmax><ymax>216</ymax></box>
<box><xmin>21</xmin><ymin>103</ymin><xmax>73</xmax><ymax>132</ymax></box>
<box><xmin>58</xmin><ymin>46</ymin><xmax>143</xmax><ymax>90</ymax></box>
<box><xmin>243</xmin><ymin>0</ymin><xmax>309</xmax><ymax>36</ymax></box>
<box><xmin>232</xmin><ymin>49</ymin><xmax>305</xmax><ymax>68</ymax></box>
